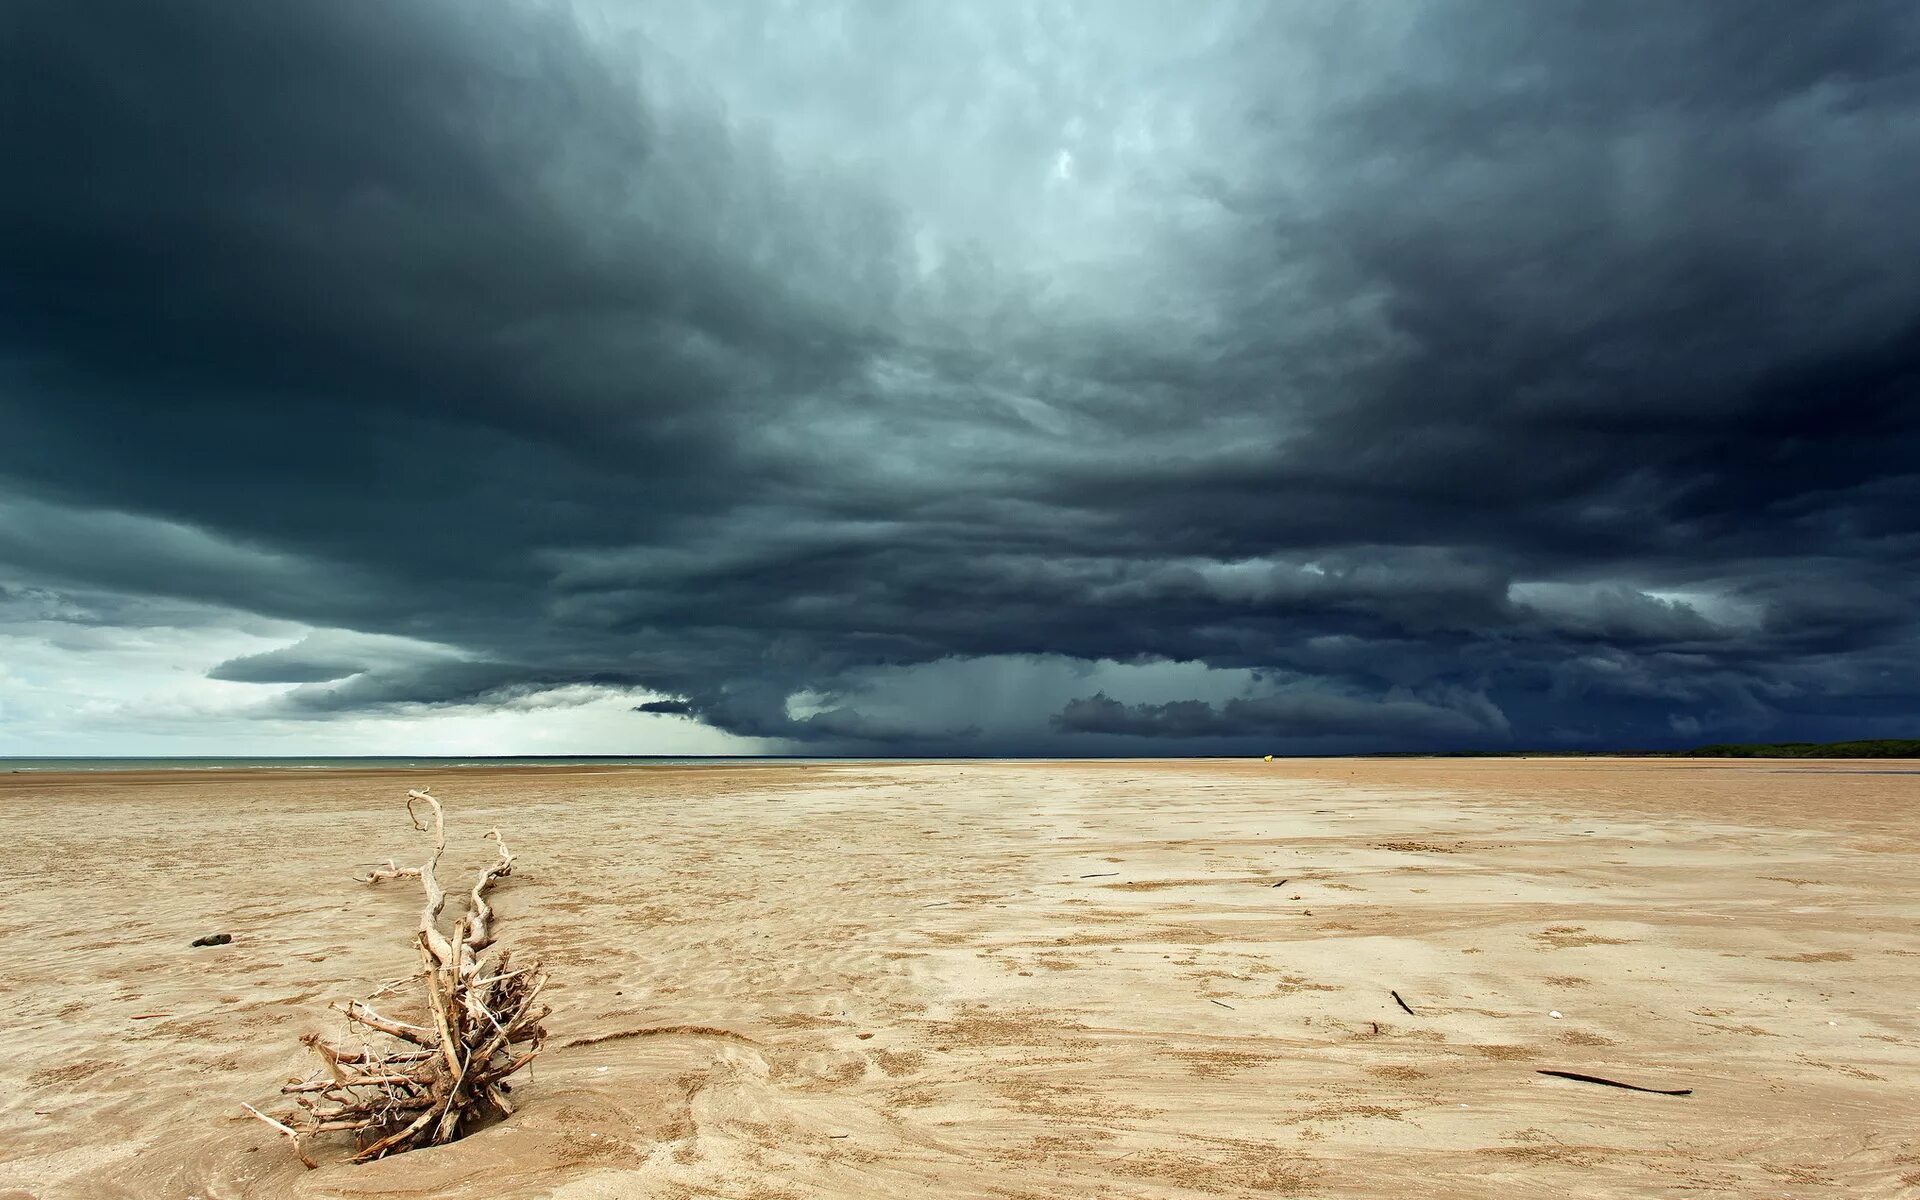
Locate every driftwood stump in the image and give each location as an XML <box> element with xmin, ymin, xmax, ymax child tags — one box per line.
<box><xmin>247</xmin><ymin>789</ymin><xmax>550</xmax><ymax>1165</ymax></box>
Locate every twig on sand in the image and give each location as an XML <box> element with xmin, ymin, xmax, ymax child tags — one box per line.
<box><xmin>1210</xmin><ymin>999</ymin><xmax>1237</xmax><ymax>1010</ymax></box>
<box><xmin>356</xmin><ymin>858</ymin><xmax>422</xmax><ymax>885</ymax></box>
<box><xmin>1079</xmin><ymin>872</ymin><xmax>1118</xmax><ymax>878</ymax></box>
<box><xmin>1391</xmin><ymin>990</ymin><xmax>1416</xmax><ymax>1016</ymax></box>
<box><xmin>1537</xmin><ymin>1069</ymin><xmax>1692</xmax><ymax>1096</ymax></box>
<box><xmin>565</xmin><ymin>1024</ymin><xmax>760</xmax><ymax>1048</ymax></box>
<box><xmin>242</xmin><ymin>1103</ymin><xmax>317</xmax><ymax>1169</ymax></box>
<box><xmin>1269</xmin><ymin>879</ymin><xmax>1289</xmax><ymax>888</ymax></box>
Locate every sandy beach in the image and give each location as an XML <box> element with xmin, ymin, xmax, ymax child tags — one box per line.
<box><xmin>3</xmin><ymin>758</ymin><xmax>1916</xmax><ymax>1199</ymax></box>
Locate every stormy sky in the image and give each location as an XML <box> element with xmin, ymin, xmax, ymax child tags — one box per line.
<box><xmin>3</xmin><ymin>1</ymin><xmax>1918</xmax><ymax>756</ymax></box>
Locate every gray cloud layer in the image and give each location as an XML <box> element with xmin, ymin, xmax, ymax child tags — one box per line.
<box><xmin>3</xmin><ymin>1</ymin><xmax>1918</xmax><ymax>753</ymax></box>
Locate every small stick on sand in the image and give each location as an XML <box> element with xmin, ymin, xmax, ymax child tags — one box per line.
<box><xmin>355</xmin><ymin>858</ymin><xmax>421</xmax><ymax>884</ymax></box>
<box><xmin>1391</xmin><ymin>990</ymin><xmax>1416</xmax><ymax>1016</ymax></box>
<box><xmin>565</xmin><ymin>1024</ymin><xmax>760</xmax><ymax>1048</ymax></box>
<box><xmin>1537</xmin><ymin>1069</ymin><xmax>1692</xmax><ymax>1096</ymax></box>
<box><xmin>241</xmin><ymin>1103</ymin><xmax>317</xmax><ymax>1169</ymax></box>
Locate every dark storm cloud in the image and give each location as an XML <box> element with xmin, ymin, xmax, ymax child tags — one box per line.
<box><xmin>1053</xmin><ymin>690</ymin><xmax>1501</xmax><ymax>742</ymax></box>
<box><xmin>205</xmin><ymin>629</ymin><xmax>474</xmax><ymax>686</ymax></box>
<box><xmin>209</xmin><ymin>650</ymin><xmax>364</xmax><ymax>686</ymax></box>
<box><xmin>3</xmin><ymin>0</ymin><xmax>1918</xmax><ymax>753</ymax></box>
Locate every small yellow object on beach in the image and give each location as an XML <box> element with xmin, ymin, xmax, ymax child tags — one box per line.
<box><xmin>1263</xmin><ymin>754</ymin><xmax>1273</xmax><ymax>763</ymax></box>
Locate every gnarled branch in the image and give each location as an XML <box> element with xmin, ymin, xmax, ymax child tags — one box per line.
<box><xmin>250</xmin><ymin>790</ymin><xmax>550</xmax><ymax>1164</ymax></box>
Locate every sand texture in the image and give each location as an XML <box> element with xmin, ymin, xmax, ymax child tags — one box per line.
<box><xmin>3</xmin><ymin>758</ymin><xmax>1917</xmax><ymax>1198</ymax></box>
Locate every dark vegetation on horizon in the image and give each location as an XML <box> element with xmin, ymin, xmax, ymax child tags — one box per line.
<box><xmin>1375</xmin><ymin>738</ymin><xmax>1920</xmax><ymax>759</ymax></box>
<box><xmin>1676</xmin><ymin>739</ymin><xmax>1920</xmax><ymax>759</ymax></box>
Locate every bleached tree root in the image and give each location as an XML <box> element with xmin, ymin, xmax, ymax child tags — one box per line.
<box><xmin>250</xmin><ymin>789</ymin><xmax>549</xmax><ymax>1164</ymax></box>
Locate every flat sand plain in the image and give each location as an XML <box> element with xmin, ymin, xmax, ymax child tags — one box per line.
<box><xmin>2</xmin><ymin>758</ymin><xmax>1916</xmax><ymax>1199</ymax></box>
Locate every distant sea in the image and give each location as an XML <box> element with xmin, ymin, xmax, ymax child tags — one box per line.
<box><xmin>0</xmin><ymin>755</ymin><xmax>827</xmax><ymax>773</ymax></box>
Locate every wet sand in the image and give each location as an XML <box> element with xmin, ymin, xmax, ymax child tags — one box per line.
<box><xmin>2</xmin><ymin>758</ymin><xmax>1916</xmax><ymax>1198</ymax></box>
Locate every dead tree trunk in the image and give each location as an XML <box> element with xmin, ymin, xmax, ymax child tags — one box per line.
<box><xmin>248</xmin><ymin>789</ymin><xmax>550</xmax><ymax>1164</ymax></box>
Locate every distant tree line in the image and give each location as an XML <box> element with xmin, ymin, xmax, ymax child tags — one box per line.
<box><xmin>1680</xmin><ymin>739</ymin><xmax>1920</xmax><ymax>759</ymax></box>
<box><xmin>1360</xmin><ymin>738</ymin><xmax>1919</xmax><ymax>759</ymax></box>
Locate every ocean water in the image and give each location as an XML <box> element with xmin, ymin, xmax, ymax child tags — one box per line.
<box><xmin>0</xmin><ymin>755</ymin><xmax>825</xmax><ymax>773</ymax></box>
